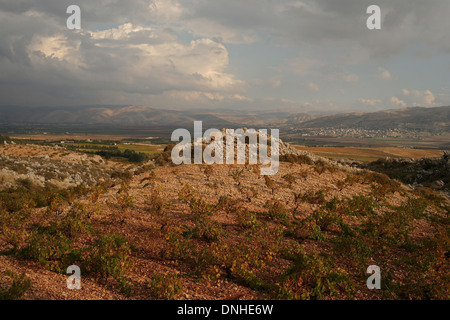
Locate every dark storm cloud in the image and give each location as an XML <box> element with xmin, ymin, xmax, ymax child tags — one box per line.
<box><xmin>0</xmin><ymin>0</ymin><xmax>448</xmax><ymax>108</ymax></box>
<box><xmin>186</xmin><ymin>0</ymin><xmax>450</xmax><ymax>56</ymax></box>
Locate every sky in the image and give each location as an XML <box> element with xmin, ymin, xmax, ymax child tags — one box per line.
<box><xmin>0</xmin><ymin>0</ymin><xmax>449</xmax><ymax>113</ymax></box>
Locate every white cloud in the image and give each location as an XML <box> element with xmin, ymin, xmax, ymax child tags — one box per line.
<box><xmin>359</xmin><ymin>98</ymin><xmax>382</xmax><ymax>107</ymax></box>
<box><xmin>7</xmin><ymin>20</ymin><xmax>244</xmax><ymax>105</ymax></box>
<box><xmin>29</xmin><ymin>34</ymin><xmax>82</xmax><ymax>64</ymax></box>
<box><xmin>377</xmin><ymin>67</ymin><xmax>392</xmax><ymax>80</ymax></box>
<box><xmin>1</xmin><ymin>0</ymin><xmax>449</xmax><ymax>110</ymax></box>
<box><xmin>307</xmin><ymin>82</ymin><xmax>320</xmax><ymax>92</ymax></box>
<box><xmin>342</xmin><ymin>74</ymin><xmax>359</xmax><ymax>83</ymax></box>
<box><xmin>390</xmin><ymin>89</ymin><xmax>436</xmax><ymax>109</ymax></box>
<box><xmin>402</xmin><ymin>89</ymin><xmax>436</xmax><ymax>107</ymax></box>
<box><xmin>88</xmin><ymin>23</ymin><xmax>161</xmax><ymax>42</ymax></box>
<box><xmin>390</xmin><ymin>97</ymin><xmax>407</xmax><ymax>108</ymax></box>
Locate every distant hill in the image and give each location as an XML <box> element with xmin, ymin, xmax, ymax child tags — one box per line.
<box><xmin>0</xmin><ymin>105</ymin><xmax>238</xmax><ymax>129</ymax></box>
<box><xmin>0</xmin><ymin>105</ymin><xmax>449</xmax><ymax>133</ymax></box>
<box><xmin>284</xmin><ymin>113</ymin><xmax>317</xmax><ymax>125</ymax></box>
<box><xmin>0</xmin><ymin>105</ymin><xmax>316</xmax><ymax>129</ymax></box>
<box><xmin>297</xmin><ymin>106</ymin><xmax>450</xmax><ymax>131</ymax></box>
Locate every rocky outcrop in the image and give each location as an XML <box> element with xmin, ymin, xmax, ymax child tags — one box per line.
<box><xmin>0</xmin><ymin>153</ymin><xmax>116</xmax><ymax>190</ymax></box>
<box><xmin>191</xmin><ymin>128</ymin><xmax>332</xmax><ymax>165</ymax></box>
<box><xmin>361</xmin><ymin>151</ymin><xmax>450</xmax><ymax>192</ymax></box>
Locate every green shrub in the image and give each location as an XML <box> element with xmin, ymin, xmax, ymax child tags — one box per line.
<box><xmin>185</xmin><ymin>219</ymin><xmax>225</xmax><ymax>242</ymax></box>
<box><xmin>148</xmin><ymin>273</ymin><xmax>183</xmax><ymax>299</ymax></box>
<box><xmin>183</xmin><ymin>197</ymin><xmax>224</xmax><ymax>242</ymax></box>
<box><xmin>264</xmin><ymin>200</ymin><xmax>290</xmax><ymax>224</ymax></box>
<box><xmin>279</xmin><ymin>154</ymin><xmax>313</xmax><ymax>165</ymax></box>
<box><xmin>0</xmin><ymin>270</ymin><xmax>32</xmax><ymax>300</ymax></box>
<box><xmin>235</xmin><ymin>208</ymin><xmax>259</xmax><ymax>229</ymax></box>
<box><xmin>345</xmin><ymin>195</ymin><xmax>377</xmax><ymax>217</ymax></box>
<box><xmin>19</xmin><ymin>225</ymin><xmax>78</xmax><ymax>272</ymax></box>
<box><xmin>300</xmin><ymin>190</ymin><xmax>326</xmax><ymax>205</ymax></box>
<box><xmin>216</xmin><ymin>196</ymin><xmax>236</xmax><ymax>213</ymax></box>
<box><xmin>189</xmin><ymin>197</ymin><xmax>215</xmax><ymax>217</ymax></box>
<box><xmin>361</xmin><ymin>171</ymin><xmax>402</xmax><ymax>194</ymax></box>
<box><xmin>278</xmin><ymin>253</ymin><xmax>355</xmax><ymax>300</ymax></box>
<box><xmin>147</xmin><ymin>192</ymin><xmax>167</xmax><ymax>216</ymax></box>
<box><xmin>0</xmin><ymin>207</ymin><xmax>31</xmax><ymax>251</ymax></box>
<box><xmin>57</xmin><ymin>203</ymin><xmax>92</xmax><ymax>238</ymax></box>
<box><xmin>332</xmin><ymin>234</ymin><xmax>373</xmax><ymax>267</ymax></box>
<box><xmin>84</xmin><ymin>234</ymin><xmax>133</xmax><ymax>293</ymax></box>
<box><xmin>115</xmin><ymin>183</ymin><xmax>134</xmax><ymax>210</ymax></box>
<box><xmin>310</xmin><ymin>208</ymin><xmax>339</xmax><ymax>231</ymax></box>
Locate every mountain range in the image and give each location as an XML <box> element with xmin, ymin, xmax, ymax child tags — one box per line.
<box><xmin>297</xmin><ymin>106</ymin><xmax>450</xmax><ymax>131</ymax></box>
<box><xmin>0</xmin><ymin>105</ymin><xmax>449</xmax><ymax>132</ymax></box>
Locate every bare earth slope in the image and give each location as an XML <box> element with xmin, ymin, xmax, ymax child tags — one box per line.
<box><xmin>0</xmin><ymin>145</ymin><xmax>448</xmax><ymax>300</ymax></box>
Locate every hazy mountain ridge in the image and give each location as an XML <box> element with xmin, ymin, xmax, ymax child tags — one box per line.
<box><xmin>0</xmin><ymin>105</ymin><xmax>239</xmax><ymax>128</ymax></box>
<box><xmin>297</xmin><ymin>106</ymin><xmax>450</xmax><ymax>131</ymax></box>
<box><xmin>0</xmin><ymin>105</ymin><xmax>316</xmax><ymax>128</ymax></box>
<box><xmin>0</xmin><ymin>105</ymin><xmax>449</xmax><ymax>132</ymax></box>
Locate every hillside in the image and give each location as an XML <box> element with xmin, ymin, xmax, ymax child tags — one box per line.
<box><xmin>298</xmin><ymin>106</ymin><xmax>450</xmax><ymax>131</ymax></box>
<box><xmin>2</xmin><ymin>106</ymin><xmax>449</xmax><ymax>134</ymax></box>
<box><xmin>0</xmin><ymin>106</ymin><xmax>238</xmax><ymax>129</ymax></box>
<box><xmin>0</xmin><ymin>143</ymin><xmax>448</xmax><ymax>300</ymax></box>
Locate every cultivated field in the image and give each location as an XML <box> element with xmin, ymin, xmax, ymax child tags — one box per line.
<box><xmin>295</xmin><ymin>145</ymin><xmax>444</xmax><ymax>163</ymax></box>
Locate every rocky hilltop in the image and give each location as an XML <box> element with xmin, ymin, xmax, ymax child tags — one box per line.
<box><xmin>362</xmin><ymin>151</ymin><xmax>450</xmax><ymax>192</ymax></box>
<box><xmin>0</xmin><ymin>144</ymin><xmax>124</xmax><ymax>190</ymax></box>
<box><xmin>192</xmin><ymin>128</ymin><xmax>332</xmax><ymax>164</ymax></box>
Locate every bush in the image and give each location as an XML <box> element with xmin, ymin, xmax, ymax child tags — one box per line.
<box><xmin>203</xmin><ymin>165</ymin><xmax>214</xmax><ymax>177</ymax></box>
<box><xmin>265</xmin><ymin>200</ymin><xmax>290</xmax><ymax>224</ymax></box>
<box><xmin>148</xmin><ymin>273</ymin><xmax>183</xmax><ymax>299</ymax></box>
<box><xmin>57</xmin><ymin>203</ymin><xmax>92</xmax><ymax>238</ymax></box>
<box><xmin>282</xmin><ymin>174</ymin><xmax>296</xmax><ymax>188</ymax></box>
<box><xmin>0</xmin><ymin>270</ymin><xmax>32</xmax><ymax>300</ymax></box>
<box><xmin>280</xmin><ymin>154</ymin><xmax>313</xmax><ymax>165</ymax></box>
<box><xmin>19</xmin><ymin>225</ymin><xmax>78</xmax><ymax>272</ymax></box>
<box><xmin>184</xmin><ymin>197</ymin><xmax>224</xmax><ymax>242</ymax></box>
<box><xmin>189</xmin><ymin>197</ymin><xmax>215</xmax><ymax>217</ymax></box>
<box><xmin>300</xmin><ymin>190</ymin><xmax>326</xmax><ymax>205</ymax></box>
<box><xmin>153</xmin><ymin>147</ymin><xmax>172</xmax><ymax>166</ymax></box>
<box><xmin>0</xmin><ymin>206</ymin><xmax>31</xmax><ymax>251</ymax></box>
<box><xmin>216</xmin><ymin>196</ymin><xmax>236</xmax><ymax>213</ymax></box>
<box><xmin>360</xmin><ymin>171</ymin><xmax>402</xmax><ymax>194</ymax></box>
<box><xmin>84</xmin><ymin>234</ymin><xmax>133</xmax><ymax>293</ymax></box>
<box><xmin>95</xmin><ymin>149</ymin><xmax>147</xmax><ymax>163</ymax></box>
<box><xmin>184</xmin><ymin>218</ymin><xmax>225</xmax><ymax>242</ymax></box>
<box><xmin>278</xmin><ymin>253</ymin><xmax>354</xmax><ymax>300</ymax></box>
<box><xmin>310</xmin><ymin>208</ymin><xmax>339</xmax><ymax>231</ymax></box>
<box><xmin>147</xmin><ymin>192</ymin><xmax>167</xmax><ymax>216</ymax></box>
<box><xmin>345</xmin><ymin>195</ymin><xmax>377</xmax><ymax>217</ymax></box>
<box><xmin>235</xmin><ymin>207</ymin><xmax>259</xmax><ymax>229</ymax></box>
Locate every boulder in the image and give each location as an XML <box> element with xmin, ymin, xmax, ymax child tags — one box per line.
<box><xmin>431</xmin><ymin>180</ymin><xmax>445</xmax><ymax>190</ymax></box>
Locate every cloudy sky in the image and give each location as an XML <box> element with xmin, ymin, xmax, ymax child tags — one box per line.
<box><xmin>0</xmin><ymin>0</ymin><xmax>449</xmax><ymax>113</ymax></box>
